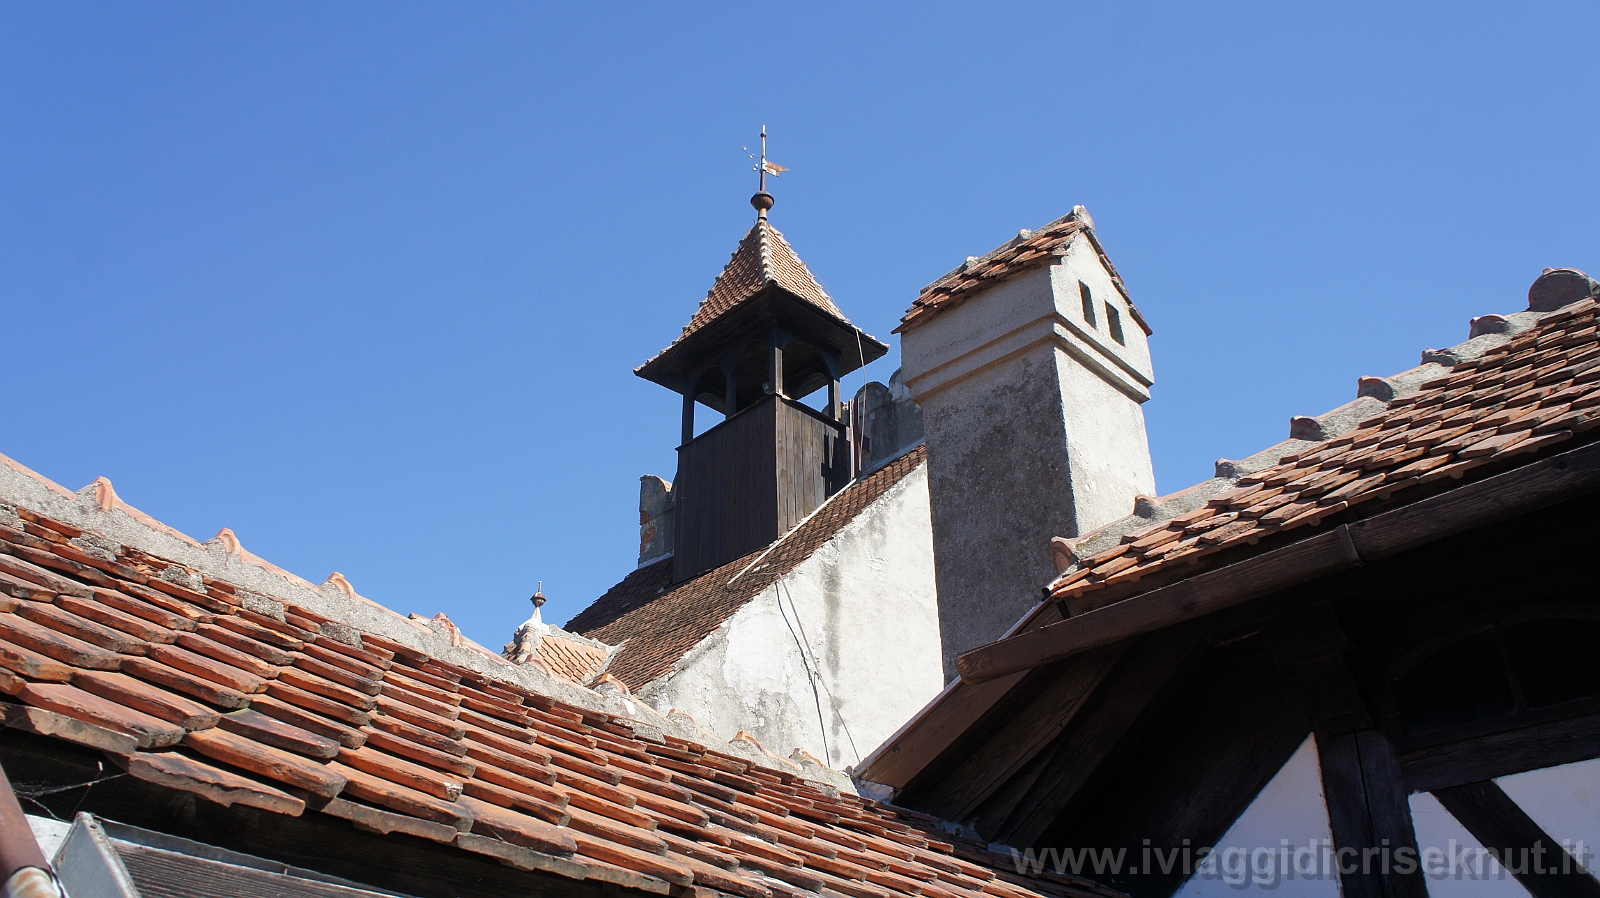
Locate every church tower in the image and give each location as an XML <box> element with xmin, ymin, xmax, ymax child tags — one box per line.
<box><xmin>636</xmin><ymin>177</ymin><xmax>887</xmax><ymax>582</ymax></box>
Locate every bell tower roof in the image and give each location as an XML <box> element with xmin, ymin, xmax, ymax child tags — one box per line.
<box><xmin>700</xmin><ymin>218</ymin><xmax>845</xmax><ymax>332</ymax></box>
<box><xmin>678</xmin><ymin>218</ymin><xmax>845</xmax><ymax>346</ymax></box>
<box><xmin>635</xmin><ymin>217</ymin><xmax>888</xmax><ymax>393</ymax></box>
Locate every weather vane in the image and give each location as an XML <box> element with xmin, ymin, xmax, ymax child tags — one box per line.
<box><xmin>743</xmin><ymin>125</ymin><xmax>787</xmax><ymax>218</ymax></box>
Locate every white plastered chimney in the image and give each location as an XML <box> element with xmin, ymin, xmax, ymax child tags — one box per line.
<box><xmin>898</xmin><ymin>208</ymin><xmax>1156</xmax><ymax>678</ymax></box>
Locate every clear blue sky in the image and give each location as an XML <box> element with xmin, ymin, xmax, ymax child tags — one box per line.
<box><xmin>3</xmin><ymin>3</ymin><xmax>1596</xmax><ymax>647</ymax></box>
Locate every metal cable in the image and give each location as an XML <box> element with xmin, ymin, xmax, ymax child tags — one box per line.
<box><xmin>776</xmin><ymin>577</ymin><xmax>861</xmax><ymax>765</ymax></box>
<box><xmin>774</xmin><ymin>580</ymin><xmax>831</xmax><ymax>763</ymax></box>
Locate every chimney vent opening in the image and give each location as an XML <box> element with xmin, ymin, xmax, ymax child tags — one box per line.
<box><xmin>1106</xmin><ymin>302</ymin><xmax>1125</xmax><ymax>345</ymax></box>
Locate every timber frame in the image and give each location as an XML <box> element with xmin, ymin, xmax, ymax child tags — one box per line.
<box><xmin>868</xmin><ymin>440</ymin><xmax>1600</xmax><ymax>898</ymax></box>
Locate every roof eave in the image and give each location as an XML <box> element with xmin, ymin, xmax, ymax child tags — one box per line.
<box><xmin>855</xmin><ymin>434</ymin><xmax>1600</xmax><ymax>791</ymax></box>
<box><xmin>958</xmin><ymin>436</ymin><xmax>1600</xmax><ymax>684</ymax></box>
<box><xmin>637</xmin><ymin>285</ymin><xmax>890</xmax><ymax>391</ymax></box>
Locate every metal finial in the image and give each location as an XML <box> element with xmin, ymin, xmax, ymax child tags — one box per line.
<box><xmin>531</xmin><ymin>581</ymin><xmax>546</xmax><ymax>609</ymax></box>
<box><xmin>744</xmin><ymin>125</ymin><xmax>785</xmax><ymax>219</ymax></box>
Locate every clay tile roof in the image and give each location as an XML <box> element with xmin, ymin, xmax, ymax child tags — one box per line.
<box><xmin>0</xmin><ymin>472</ymin><xmax>1114</xmax><ymax>898</ymax></box>
<box><xmin>652</xmin><ymin>219</ymin><xmax>851</xmax><ymax>361</ymax></box>
<box><xmin>568</xmin><ymin>446</ymin><xmax>927</xmax><ymax>690</ymax></box>
<box><xmin>532</xmin><ymin>633</ymin><xmax>611</xmax><ymax>684</ymax></box>
<box><xmin>503</xmin><ymin>623</ymin><xmax>612</xmax><ymax>686</ymax></box>
<box><xmin>1046</xmin><ymin>296</ymin><xmax>1600</xmax><ymax>606</ymax></box>
<box><xmin>896</xmin><ymin>207</ymin><xmax>1149</xmax><ymax>336</ymax></box>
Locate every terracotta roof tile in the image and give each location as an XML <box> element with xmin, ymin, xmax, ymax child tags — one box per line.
<box><xmin>568</xmin><ymin>445</ymin><xmax>927</xmax><ymax>689</ymax></box>
<box><xmin>0</xmin><ymin>451</ymin><xmax>1111</xmax><ymax>898</ymax></box>
<box><xmin>128</xmin><ymin>749</ymin><xmax>307</xmax><ymax>816</ymax></box>
<box><xmin>897</xmin><ymin>208</ymin><xmax>1149</xmax><ymax>336</ymax></box>
<box><xmin>503</xmin><ymin>611</ymin><xmax>613</xmax><ymax>686</ymax></box>
<box><xmin>647</xmin><ymin>219</ymin><xmax>855</xmax><ymax>365</ymax></box>
<box><xmin>1046</xmin><ymin>297</ymin><xmax>1600</xmax><ymax>607</ymax></box>
<box><xmin>537</xmin><ymin>633</ymin><xmax>612</xmax><ymax>684</ymax></box>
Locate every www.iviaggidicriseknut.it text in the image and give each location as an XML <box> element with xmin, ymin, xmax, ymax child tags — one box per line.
<box><xmin>1010</xmin><ymin>838</ymin><xmax>1595</xmax><ymax>887</ymax></box>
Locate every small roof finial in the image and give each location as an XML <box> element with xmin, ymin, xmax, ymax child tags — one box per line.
<box><xmin>520</xmin><ymin>581</ymin><xmax>549</xmax><ymax>634</ymax></box>
<box><xmin>745</xmin><ymin>125</ymin><xmax>785</xmax><ymax>219</ymax></box>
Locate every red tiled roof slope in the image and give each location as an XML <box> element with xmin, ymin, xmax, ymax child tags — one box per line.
<box><xmin>0</xmin><ymin>493</ymin><xmax>1117</xmax><ymax>898</ymax></box>
<box><xmin>533</xmin><ymin>634</ymin><xmax>612</xmax><ymax>684</ymax></box>
<box><xmin>504</xmin><ymin>624</ymin><xmax>612</xmax><ymax>686</ymax></box>
<box><xmin>1049</xmin><ymin>297</ymin><xmax>1600</xmax><ymax>604</ymax></box>
<box><xmin>570</xmin><ymin>446</ymin><xmax>927</xmax><ymax>690</ymax></box>
<box><xmin>896</xmin><ymin>209</ymin><xmax>1148</xmax><ymax>336</ymax></box>
<box><xmin>656</xmin><ymin>220</ymin><xmax>850</xmax><ymax>361</ymax></box>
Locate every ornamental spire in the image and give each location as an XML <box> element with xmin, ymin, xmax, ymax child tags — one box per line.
<box><xmin>744</xmin><ymin>126</ymin><xmax>786</xmax><ymax>219</ymax></box>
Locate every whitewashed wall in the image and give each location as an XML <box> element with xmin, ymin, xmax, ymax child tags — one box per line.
<box><xmin>636</xmin><ymin>461</ymin><xmax>942</xmax><ymax>769</ymax></box>
<box><xmin>1409</xmin><ymin>792</ymin><xmax>1531</xmax><ymax>898</ymax></box>
<box><xmin>1497</xmin><ymin>756</ymin><xmax>1600</xmax><ymax>870</ymax></box>
<box><xmin>899</xmin><ymin>227</ymin><xmax>1158</xmax><ymax>677</ymax></box>
<box><xmin>1174</xmin><ymin>735</ymin><xmax>1339</xmax><ymax>897</ymax></box>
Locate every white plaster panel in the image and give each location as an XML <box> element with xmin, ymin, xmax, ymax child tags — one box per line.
<box><xmin>1409</xmin><ymin>791</ymin><xmax>1531</xmax><ymax>897</ymax></box>
<box><xmin>1497</xmin><ymin>757</ymin><xmax>1600</xmax><ymax>873</ymax></box>
<box><xmin>1048</xmin><ymin>236</ymin><xmax>1153</xmax><ymax>384</ymax></box>
<box><xmin>901</xmin><ymin>266</ymin><xmax>1059</xmax><ymax>396</ymax></box>
<box><xmin>1175</xmin><ymin>735</ymin><xmax>1338</xmax><ymax>896</ymax></box>
<box><xmin>1055</xmin><ymin>354</ymin><xmax>1158</xmax><ymax>532</ymax></box>
<box><xmin>638</xmin><ymin>462</ymin><xmax>942</xmax><ymax>768</ymax></box>
<box><xmin>902</xmin><ymin>239</ymin><xmax>1153</xmax><ymax>405</ymax></box>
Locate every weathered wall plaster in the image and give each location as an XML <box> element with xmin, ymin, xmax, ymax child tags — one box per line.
<box><xmin>637</xmin><ymin>459</ymin><xmax>941</xmax><ymax>769</ymax></box>
<box><xmin>901</xmin><ymin>232</ymin><xmax>1157</xmax><ymax>677</ymax></box>
<box><xmin>1055</xmin><ymin>352</ymin><xmax>1158</xmax><ymax>532</ymax></box>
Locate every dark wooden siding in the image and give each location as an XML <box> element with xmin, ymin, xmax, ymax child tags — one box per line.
<box><xmin>675</xmin><ymin>398</ymin><xmax>777</xmax><ymax>581</ymax></box>
<box><xmin>674</xmin><ymin>396</ymin><xmax>846</xmax><ymax>582</ymax></box>
<box><xmin>775</xmin><ymin>398</ymin><xmax>848</xmax><ymax>534</ymax></box>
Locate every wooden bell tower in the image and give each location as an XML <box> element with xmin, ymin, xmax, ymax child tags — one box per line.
<box><xmin>636</xmin><ymin>187</ymin><xmax>887</xmax><ymax>582</ymax></box>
